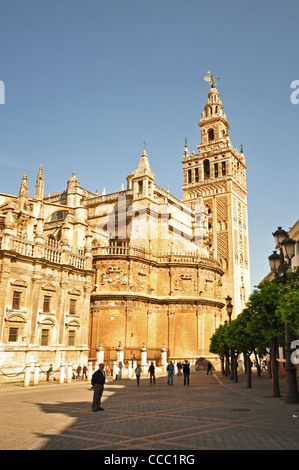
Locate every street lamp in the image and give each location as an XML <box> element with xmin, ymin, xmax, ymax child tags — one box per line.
<box><xmin>225</xmin><ymin>295</ymin><xmax>237</xmax><ymax>381</ymax></box>
<box><xmin>225</xmin><ymin>295</ymin><xmax>233</xmax><ymax>322</ymax></box>
<box><xmin>268</xmin><ymin>250</ymin><xmax>280</xmax><ymax>274</ymax></box>
<box><xmin>269</xmin><ymin>227</ymin><xmax>299</xmax><ymax>404</ymax></box>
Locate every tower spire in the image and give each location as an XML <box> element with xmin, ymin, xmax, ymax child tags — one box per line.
<box><xmin>35</xmin><ymin>164</ymin><xmax>44</xmax><ymax>200</ymax></box>
<box><xmin>18</xmin><ymin>173</ymin><xmax>29</xmax><ymax>212</ymax></box>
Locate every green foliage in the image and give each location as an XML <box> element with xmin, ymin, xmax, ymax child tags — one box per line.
<box><xmin>276</xmin><ymin>267</ymin><xmax>299</xmax><ymax>334</ymax></box>
<box><xmin>209</xmin><ymin>323</ymin><xmax>230</xmax><ymax>356</ymax></box>
<box><xmin>210</xmin><ymin>269</ymin><xmax>299</xmax><ymax>357</ymax></box>
<box><xmin>246</xmin><ymin>280</ymin><xmax>285</xmax><ymax>345</ymax></box>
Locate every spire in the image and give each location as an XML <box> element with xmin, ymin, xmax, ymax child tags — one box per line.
<box><xmin>134</xmin><ymin>148</ymin><xmax>155</xmax><ymax>179</ymax></box>
<box><xmin>18</xmin><ymin>173</ymin><xmax>29</xmax><ymax>212</ymax></box>
<box><xmin>183</xmin><ymin>136</ymin><xmax>189</xmax><ymax>159</ymax></box>
<box><xmin>199</xmin><ymin>82</ymin><xmax>229</xmax><ymax>144</ymax></box>
<box><xmin>131</xmin><ymin>148</ymin><xmax>155</xmax><ymax>199</ymax></box>
<box><xmin>35</xmin><ymin>164</ymin><xmax>44</xmax><ymax>200</ymax></box>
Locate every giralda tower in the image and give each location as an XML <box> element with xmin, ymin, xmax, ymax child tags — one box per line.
<box><xmin>182</xmin><ymin>76</ymin><xmax>251</xmax><ymax>319</ymax></box>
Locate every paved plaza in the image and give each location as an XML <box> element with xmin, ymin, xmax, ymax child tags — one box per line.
<box><xmin>0</xmin><ymin>370</ymin><xmax>298</xmax><ymax>453</ymax></box>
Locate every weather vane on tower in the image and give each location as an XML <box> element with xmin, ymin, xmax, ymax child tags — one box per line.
<box><xmin>204</xmin><ymin>71</ymin><xmax>220</xmax><ymax>87</ymax></box>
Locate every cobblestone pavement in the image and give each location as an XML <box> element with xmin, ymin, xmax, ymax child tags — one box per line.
<box><xmin>0</xmin><ymin>371</ymin><xmax>299</xmax><ymax>452</ymax></box>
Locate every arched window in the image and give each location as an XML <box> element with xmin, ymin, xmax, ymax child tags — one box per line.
<box><xmin>203</xmin><ymin>160</ymin><xmax>210</xmax><ymax>179</ymax></box>
<box><xmin>208</xmin><ymin>129</ymin><xmax>214</xmax><ymax>141</ymax></box>
<box><xmin>48</xmin><ymin>211</ymin><xmax>68</xmax><ymax>222</ymax></box>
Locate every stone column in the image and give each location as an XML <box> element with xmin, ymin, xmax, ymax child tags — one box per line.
<box><xmin>24</xmin><ymin>363</ymin><xmax>31</xmax><ymax>387</ymax></box>
<box><xmin>117</xmin><ymin>342</ymin><xmax>125</xmax><ymax>365</ymax></box>
<box><xmin>141</xmin><ymin>343</ymin><xmax>147</xmax><ymax>374</ymax></box>
<box><xmin>96</xmin><ymin>342</ymin><xmax>105</xmax><ymax>364</ymax></box>
<box><xmin>128</xmin><ymin>360</ymin><xmax>133</xmax><ymax>379</ymax></box>
<box><xmin>161</xmin><ymin>344</ymin><xmax>168</xmax><ymax>370</ymax></box>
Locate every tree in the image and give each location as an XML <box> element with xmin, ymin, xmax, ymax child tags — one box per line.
<box><xmin>276</xmin><ymin>267</ymin><xmax>299</xmax><ymax>334</ymax></box>
<box><xmin>245</xmin><ymin>280</ymin><xmax>284</xmax><ymax>397</ymax></box>
<box><xmin>209</xmin><ymin>323</ymin><xmax>230</xmax><ymax>376</ymax></box>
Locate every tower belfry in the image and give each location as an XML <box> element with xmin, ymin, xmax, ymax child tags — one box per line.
<box><xmin>182</xmin><ymin>79</ymin><xmax>250</xmax><ymax>317</ymax></box>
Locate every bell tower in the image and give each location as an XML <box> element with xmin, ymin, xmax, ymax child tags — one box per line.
<box><xmin>182</xmin><ymin>76</ymin><xmax>251</xmax><ymax>318</ymax></box>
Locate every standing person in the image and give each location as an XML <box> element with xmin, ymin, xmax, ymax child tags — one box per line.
<box><xmin>167</xmin><ymin>361</ymin><xmax>174</xmax><ymax>385</ymax></box>
<box><xmin>76</xmin><ymin>365</ymin><xmax>82</xmax><ymax>380</ymax></box>
<box><xmin>91</xmin><ymin>363</ymin><xmax>106</xmax><ymax>412</ymax></box>
<box><xmin>114</xmin><ymin>364</ymin><xmax>120</xmax><ymax>381</ymax></box>
<box><xmin>47</xmin><ymin>364</ymin><xmax>53</xmax><ymax>381</ymax></box>
<box><xmin>183</xmin><ymin>360</ymin><xmax>190</xmax><ymax>386</ymax></box>
<box><xmin>207</xmin><ymin>361</ymin><xmax>212</xmax><ymax>375</ymax></box>
<box><xmin>177</xmin><ymin>362</ymin><xmax>182</xmax><ymax>376</ymax></box>
<box><xmin>82</xmin><ymin>365</ymin><xmax>88</xmax><ymax>379</ymax></box>
<box><xmin>148</xmin><ymin>362</ymin><xmax>156</xmax><ymax>384</ymax></box>
<box><xmin>135</xmin><ymin>364</ymin><xmax>142</xmax><ymax>386</ymax></box>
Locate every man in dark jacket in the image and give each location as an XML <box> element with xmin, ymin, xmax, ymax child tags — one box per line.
<box><xmin>91</xmin><ymin>363</ymin><xmax>106</xmax><ymax>411</ymax></box>
<box><xmin>183</xmin><ymin>360</ymin><xmax>190</xmax><ymax>386</ymax></box>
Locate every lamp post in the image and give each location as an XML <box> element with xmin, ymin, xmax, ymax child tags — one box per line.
<box><xmin>225</xmin><ymin>295</ymin><xmax>237</xmax><ymax>381</ymax></box>
<box><xmin>268</xmin><ymin>227</ymin><xmax>299</xmax><ymax>404</ymax></box>
<box><xmin>225</xmin><ymin>295</ymin><xmax>233</xmax><ymax>322</ymax></box>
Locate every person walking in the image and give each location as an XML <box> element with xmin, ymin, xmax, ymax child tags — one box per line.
<box><xmin>207</xmin><ymin>361</ymin><xmax>212</xmax><ymax>375</ymax></box>
<box><xmin>91</xmin><ymin>363</ymin><xmax>106</xmax><ymax>412</ymax></box>
<box><xmin>167</xmin><ymin>361</ymin><xmax>174</xmax><ymax>385</ymax></box>
<box><xmin>183</xmin><ymin>360</ymin><xmax>190</xmax><ymax>386</ymax></box>
<box><xmin>148</xmin><ymin>362</ymin><xmax>156</xmax><ymax>384</ymax></box>
<box><xmin>177</xmin><ymin>362</ymin><xmax>182</xmax><ymax>376</ymax></box>
<box><xmin>76</xmin><ymin>365</ymin><xmax>82</xmax><ymax>380</ymax></box>
<box><xmin>135</xmin><ymin>364</ymin><xmax>142</xmax><ymax>386</ymax></box>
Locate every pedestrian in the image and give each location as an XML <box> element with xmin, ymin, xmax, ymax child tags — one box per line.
<box><xmin>105</xmin><ymin>365</ymin><xmax>110</xmax><ymax>381</ymax></box>
<box><xmin>183</xmin><ymin>360</ymin><xmax>190</xmax><ymax>385</ymax></box>
<box><xmin>47</xmin><ymin>364</ymin><xmax>53</xmax><ymax>381</ymax></box>
<box><xmin>91</xmin><ymin>363</ymin><xmax>106</xmax><ymax>412</ymax></box>
<box><xmin>135</xmin><ymin>364</ymin><xmax>142</xmax><ymax>386</ymax></box>
<box><xmin>82</xmin><ymin>365</ymin><xmax>88</xmax><ymax>379</ymax></box>
<box><xmin>177</xmin><ymin>362</ymin><xmax>182</xmax><ymax>376</ymax></box>
<box><xmin>207</xmin><ymin>361</ymin><xmax>212</xmax><ymax>375</ymax></box>
<box><xmin>148</xmin><ymin>362</ymin><xmax>156</xmax><ymax>384</ymax></box>
<box><xmin>114</xmin><ymin>364</ymin><xmax>120</xmax><ymax>380</ymax></box>
<box><xmin>77</xmin><ymin>365</ymin><xmax>82</xmax><ymax>380</ymax></box>
<box><xmin>167</xmin><ymin>361</ymin><xmax>174</xmax><ymax>385</ymax></box>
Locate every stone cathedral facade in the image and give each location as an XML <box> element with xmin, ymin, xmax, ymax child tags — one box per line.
<box><xmin>0</xmin><ymin>83</ymin><xmax>250</xmax><ymax>373</ymax></box>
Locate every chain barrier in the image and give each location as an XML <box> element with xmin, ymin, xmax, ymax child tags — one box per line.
<box><xmin>0</xmin><ymin>363</ymin><xmax>92</xmax><ymax>386</ymax></box>
<box><xmin>0</xmin><ymin>366</ymin><xmax>26</xmax><ymax>378</ymax></box>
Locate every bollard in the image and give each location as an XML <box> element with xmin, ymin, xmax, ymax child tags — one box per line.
<box><xmin>128</xmin><ymin>360</ymin><xmax>133</xmax><ymax>379</ymax></box>
<box><xmin>59</xmin><ymin>363</ymin><xmax>65</xmax><ymax>384</ymax></box>
<box><xmin>66</xmin><ymin>363</ymin><xmax>73</xmax><ymax>383</ymax></box>
<box><xmin>88</xmin><ymin>362</ymin><xmax>93</xmax><ymax>381</ymax></box>
<box><xmin>33</xmin><ymin>363</ymin><xmax>40</xmax><ymax>385</ymax></box>
<box><xmin>24</xmin><ymin>364</ymin><xmax>31</xmax><ymax>387</ymax></box>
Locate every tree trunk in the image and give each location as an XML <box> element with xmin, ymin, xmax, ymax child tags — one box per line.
<box><xmin>220</xmin><ymin>356</ymin><xmax>225</xmax><ymax>375</ymax></box>
<box><xmin>225</xmin><ymin>352</ymin><xmax>230</xmax><ymax>376</ymax></box>
<box><xmin>245</xmin><ymin>355</ymin><xmax>252</xmax><ymax>388</ymax></box>
<box><xmin>234</xmin><ymin>352</ymin><xmax>239</xmax><ymax>383</ymax></box>
<box><xmin>230</xmin><ymin>351</ymin><xmax>235</xmax><ymax>381</ymax></box>
<box><xmin>254</xmin><ymin>350</ymin><xmax>261</xmax><ymax>376</ymax></box>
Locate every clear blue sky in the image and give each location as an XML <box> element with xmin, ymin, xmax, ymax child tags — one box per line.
<box><xmin>0</xmin><ymin>0</ymin><xmax>298</xmax><ymax>291</ymax></box>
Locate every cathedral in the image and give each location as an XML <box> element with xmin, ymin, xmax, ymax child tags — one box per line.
<box><xmin>0</xmin><ymin>81</ymin><xmax>250</xmax><ymax>374</ymax></box>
